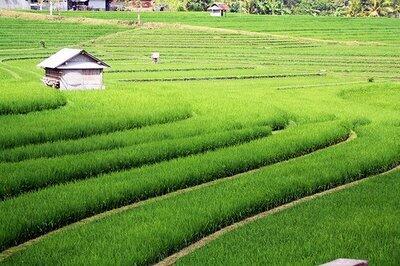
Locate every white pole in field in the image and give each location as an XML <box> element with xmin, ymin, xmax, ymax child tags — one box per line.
<box><xmin>137</xmin><ymin>0</ymin><xmax>142</xmax><ymax>24</ymax></box>
<box><xmin>49</xmin><ymin>0</ymin><xmax>53</xmax><ymax>16</ymax></box>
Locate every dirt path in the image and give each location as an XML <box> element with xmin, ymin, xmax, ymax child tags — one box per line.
<box><xmin>0</xmin><ymin>129</ymin><xmax>355</xmax><ymax>261</ymax></box>
<box><xmin>156</xmin><ymin>164</ymin><xmax>400</xmax><ymax>266</ymax></box>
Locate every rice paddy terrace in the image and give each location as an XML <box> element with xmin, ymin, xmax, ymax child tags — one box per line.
<box><xmin>0</xmin><ymin>11</ymin><xmax>399</xmax><ymax>265</ymax></box>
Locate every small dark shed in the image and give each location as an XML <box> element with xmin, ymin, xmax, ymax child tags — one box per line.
<box><xmin>38</xmin><ymin>48</ymin><xmax>109</xmax><ymax>90</ymax></box>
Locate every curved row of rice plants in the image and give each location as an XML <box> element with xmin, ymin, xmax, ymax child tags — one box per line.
<box><xmin>0</xmin><ymin>11</ymin><xmax>399</xmax><ymax>265</ymax></box>
<box><xmin>177</xmin><ymin>169</ymin><xmax>400</xmax><ymax>265</ymax></box>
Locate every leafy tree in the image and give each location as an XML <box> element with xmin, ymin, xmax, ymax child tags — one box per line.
<box><xmin>293</xmin><ymin>0</ymin><xmax>342</xmax><ymax>15</ymax></box>
<box><xmin>368</xmin><ymin>0</ymin><xmax>397</xmax><ymax>16</ymax></box>
<box><xmin>347</xmin><ymin>0</ymin><xmax>399</xmax><ymax>16</ymax></box>
<box><xmin>246</xmin><ymin>0</ymin><xmax>288</xmax><ymax>14</ymax></box>
<box><xmin>168</xmin><ymin>0</ymin><xmax>399</xmax><ymax>16</ymax></box>
<box><xmin>186</xmin><ymin>0</ymin><xmax>211</xmax><ymax>10</ymax></box>
<box><xmin>230</xmin><ymin>1</ymin><xmax>241</xmax><ymax>12</ymax></box>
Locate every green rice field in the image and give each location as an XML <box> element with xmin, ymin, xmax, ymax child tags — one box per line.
<box><xmin>0</xmin><ymin>10</ymin><xmax>399</xmax><ymax>265</ymax></box>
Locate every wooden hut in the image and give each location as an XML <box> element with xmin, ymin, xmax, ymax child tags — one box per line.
<box><xmin>207</xmin><ymin>3</ymin><xmax>229</xmax><ymax>16</ymax></box>
<box><xmin>38</xmin><ymin>48</ymin><xmax>109</xmax><ymax>90</ymax></box>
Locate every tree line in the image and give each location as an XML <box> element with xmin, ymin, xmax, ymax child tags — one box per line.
<box><xmin>182</xmin><ymin>0</ymin><xmax>400</xmax><ymax>17</ymax></box>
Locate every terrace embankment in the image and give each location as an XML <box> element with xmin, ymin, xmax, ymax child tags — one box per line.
<box><xmin>158</xmin><ymin>164</ymin><xmax>400</xmax><ymax>266</ymax></box>
<box><xmin>2</xmin><ymin>122</ymin><xmax>400</xmax><ymax>265</ymax></box>
<box><xmin>0</xmin><ymin>121</ymin><xmax>350</xmax><ymax>257</ymax></box>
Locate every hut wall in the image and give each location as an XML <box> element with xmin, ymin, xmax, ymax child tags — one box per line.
<box><xmin>45</xmin><ymin>69</ymin><xmax>61</xmax><ymax>79</ymax></box>
<box><xmin>43</xmin><ymin>68</ymin><xmax>62</xmax><ymax>88</ymax></box>
<box><xmin>210</xmin><ymin>10</ymin><xmax>222</xmax><ymax>16</ymax></box>
<box><xmin>60</xmin><ymin>69</ymin><xmax>103</xmax><ymax>90</ymax></box>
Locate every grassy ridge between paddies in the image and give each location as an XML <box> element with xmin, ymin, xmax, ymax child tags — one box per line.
<box><xmin>0</xmin><ymin>91</ymin><xmax>192</xmax><ymax>149</ymax></box>
<box><xmin>0</xmin><ymin>126</ymin><xmax>271</xmax><ymax>200</ymax></box>
<box><xmin>0</xmin><ymin>82</ymin><xmax>67</xmax><ymax>115</ymax></box>
<box><xmin>1</xmin><ymin>123</ymin><xmax>398</xmax><ymax>265</ymax></box>
<box><xmin>0</xmin><ymin>112</ymin><xmax>288</xmax><ymax>163</ymax></box>
<box><xmin>0</xmin><ymin>120</ymin><xmax>348</xmax><ymax>252</ymax></box>
<box><xmin>177</xmin><ymin>170</ymin><xmax>400</xmax><ymax>266</ymax></box>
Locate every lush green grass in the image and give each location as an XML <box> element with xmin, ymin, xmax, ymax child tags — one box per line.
<box><xmin>0</xmin><ymin>91</ymin><xmax>193</xmax><ymax>149</ymax></box>
<box><xmin>0</xmin><ymin>81</ymin><xmax>67</xmax><ymax>115</ymax></box>
<box><xmin>2</xmin><ymin>123</ymin><xmax>399</xmax><ymax>265</ymax></box>
<box><xmin>0</xmin><ymin>120</ymin><xmax>349</xmax><ymax>251</ymax></box>
<box><xmin>0</xmin><ymin>12</ymin><xmax>399</xmax><ymax>265</ymax></box>
<box><xmin>0</xmin><ymin>126</ymin><xmax>270</xmax><ymax>199</ymax></box>
<box><xmin>0</xmin><ymin>113</ymin><xmax>286</xmax><ymax>163</ymax></box>
<box><xmin>340</xmin><ymin>85</ymin><xmax>400</xmax><ymax>111</ymax></box>
<box><xmin>178</xmin><ymin>170</ymin><xmax>400</xmax><ymax>265</ymax></box>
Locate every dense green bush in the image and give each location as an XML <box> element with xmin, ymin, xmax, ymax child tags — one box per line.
<box><xmin>186</xmin><ymin>0</ymin><xmax>211</xmax><ymax>11</ymax></box>
<box><xmin>229</xmin><ymin>1</ymin><xmax>241</xmax><ymax>12</ymax></box>
<box><xmin>292</xmin><ymin>0</ymin><xmax>342</xmax><ymax>15</ymax></box>
<box><xmin>246</xmin><ymin>0</ymin><xmax>289</xmax><ymax>15</ymax></box>
<box><xmin>347</xmin><ymin>0</ymin><xmax>400</xmax><ymax>17</ymax></box>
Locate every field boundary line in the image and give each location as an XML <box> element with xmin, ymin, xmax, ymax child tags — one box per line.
<box><xmin>276</xmin><ymin>81</ymin><xmax>368</xmax><ymax>90</ymax></box>
<box><xmin>0</xmin><ymin>129</ymin><xmax>355</xmax><ymax>261</ymax></box>
<box><xmin>119</xmin><ymin>72</ymin><xmax>326</xmax><ymax>83</ymax></box>
<box><xmin>107</xmin><ymin>66</ymin><xmax>255</xmax><ymax>73</ymax></box>
<box><xmin>156</xmin><ymin>164</ymin><xmax>400</xmax><ymax>266</ymax></box>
